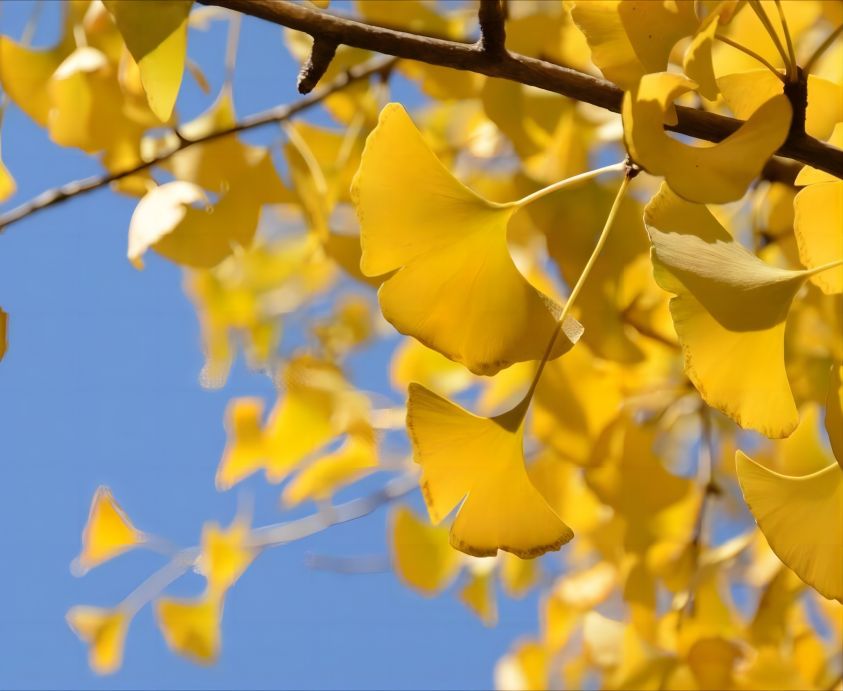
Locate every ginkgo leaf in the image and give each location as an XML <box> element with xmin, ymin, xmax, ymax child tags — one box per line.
<box><xmin>75</xmin><ymin>486</ymin><xmax>145</xmax><ymax>573</ymax></box>
<box><xmin>389</xmin><ymin>505</ymin><xmax>462</xmax><ymax>595</ymax></box>
<box><xmin>459</xmin><ymin>570</ymin><xmax>498</xmax><ymax>626</ymax></box>
<box><xmin>736</xmin><ymin>451</ymin><xmax>843</xmax><ymax>602</ymax></box>
<box><xmin>104</xmin><ymin>0</ymin><xmax>192</xmax><ymax>121</ymax></box>
<box><xmin>682</xmin><ymin>15</ymin><xmax>720</xmax><ymax>101</ymax></box>
<box><xmin>794</xmin><ymin>123</ymin><xmax>843</xmax><ymax>186</ymax></box>
<box><xmin>828</xmin><ymin>364</ymin><xmax>843</xmax><ymax>469</ymax></box>
<box><xmin>571</xmin><ymin>0</ymin><xmax>699</xmax><ymax>89</ymax></box>
<box><xmin>127</xmin><ymin>181</ymin><xmax>208</xmax><ymax>268</ymax></box>
<box><xmin>264</xmin><ymin>355</ymin><xmax>369</xmax><ymax>483</ymax></box>
<box><xmin>495</xmin><ymin>640</ymin><xmax>549</xmax><ymax>691</ymax></box>
<box><xmin>353</xmin><ymin>103</ymin><xmax>582</xmax><ymax>376</ymax></box>
<box><xmin>623</xmin><ymin>72</ymin><xmax>791</xmax><ymax>203</ymax></box>
<box><xmin>407</xmin><ymin>383</ymin><xmax>573</xmax><ymax>558</ymax></box>
<box><xmin>644</xmin><ymin>183</ymin><xmax>819</xmax><ymax>437</ymax></box>
<box><xmin>390</xmin><ymin>338</ymin><xmax>474</xmax><ymax>397</ymax></box>
<box><xmin>718</xmin><ymin>71</ymin><xmax>843</xmax><ymax>142</ymax></box>
<box><xmin>216</xmin><ymin>397</ymin><xmax>268</xmax><ymax>490</ymax></box>
<box><xmin>128</xmin><ymin>154</ymin><xmax>285</xmax><ymax>269</ymax></box>
<box><xmin>794</xmin><ymin>181</ymin><xmax>843</xmax><ymax>295</ymax></box>
<box><xmin>499</xmin><ymin>552</ymin><xmax>540</xmax><ymax>599</ymax></box>
<box><xmin>66</xmin><ymin>606</ymin><xmax>130</xmax><ymax>675</ymax></box>
<box><xmin>197</xmin><ymin>518</ymin><xmax>256</xmax><ymax>596</ymax></box>
<box><xmin>281</xmin><ymin>427</ymin><xmax>378</xmax><ymax>507</ymax></box>
<box><xmin>155</xmin><ymin>591</ymin><xmax>223</xmax><ymax>664</ymax></box>
<box><xmin>0</xmin><ymin>14</ymin><xmax>75</xmax><ymax>127</ymax></box>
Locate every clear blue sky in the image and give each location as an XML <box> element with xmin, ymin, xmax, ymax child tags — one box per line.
<box><xmin>0</xmin><ymin>3</ymin><xmax>545</xmax><ymax>688</ymax></box>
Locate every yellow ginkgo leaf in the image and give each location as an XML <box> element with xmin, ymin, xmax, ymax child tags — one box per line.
<box><xmin>104</xmin><ymin>0</ymin><xmax>192</xmax><ymax>121</ymax></box>
<box><xmin>499</xmin><ymin>551</ymin><xmax>539</xmax><ymax>599</ymax></box>
<box><xmin>155</xmin><ymin>591</ymin><xmax>223</xmax><ymax>664</ymax></box>
<box><xmin>353</xmin><ymin>103</ymin><xmax>582</xmax><ymax>376</ymax></box>
<box><xmin>197</xmin><ymin>518</ymin><xmax>256</xmax><ymax>597</ymax></box>
<box><xmin>794</xmin><ymin>181</ymin><xmax>843</xmax><ymax>295</ymax></box>
<box><xmin>389</xmin><ymin>505</ymin><xmax>462</xmax><ymax>596</ymax></box>
<box><xmin>127</xmin><ymin>181</ymin><xmax>208</xmax><ymax>268</ymax></box>
<box><xmin>66</xmin><ymin>606</ymin><xmax>130</xmax><ymax>675</ymax></box>
<box><xmin>828</xmin><ymin>364</ymin><xmax>843</xmax><ymax>469</ymax></box>
<box><xmin>736</xmin><ymin>451</ymin><xmax>843</xmax><ymax>602</ymax></box>
<box><xmin>75</xmin><ymin>486</ymin><xmax>144</xmax><ymax>573</ymax></box>
<box><xmin>128</xmin><ymin>153</ymin><xmax>285</xmax><ymax>269</ymax></box>
<box><xmin>571</xmin><ymin>0</ymin><xmax>698</xmax><ymax>89</ymax></box>
<box><xmin>0</xmin><ymin>19</ymin><xmax>74</xmax><ymax>127</ymax></box>
<box><xmin>644</xmin><ymin>183</ymin><xmax>822</xmax><ymax>437</ymax></box>
<box><xmin>264</xmin><ymin>355</ymin><xmax>369</xmax><ymax>483</ymax></box>
<box><xmin>407</xmin><ymin>383</ymin><xmax>573</xmax><ymax>558</ymax></box>
<box><xmin>281</xmin><ymin>427</ymin><xmax>378</xmax><ymax>507</ymax></box>
<box><xmin>623</xmin><ymin>72</ymin><xmax>791</xmax><ymax>203</ymax></box>
<box><xmin>682</xmin><ymin>14</ymin><xmax>720</xmax><ymax>101</ymax></box>
<box><xmin>390</xmin><ymin>338</ymin><xmax>474</xmax><ymax>397</ymax></box>
<box><xmin>718</xmin><ymin>70</ymin><xmax>843</xmax><ymax>142</ymax></box>
<box><xmin>459</xmin><ymin>570</ymin><xmax>498</xmax><ymax>626</ymax></box>
<box><xmin>495</xmin><ymin>640</ymin><xmax>549</xmax><ymax>691</ymax></box>
<box><xmin>795</xmin><ymin>122</ymin><xmax>843</xmax><ymax>186</ymax></box>
<box><xmin>216</xmin><ymin>397</ymin><xmax>268</xmax><ymax>490</ymax></box>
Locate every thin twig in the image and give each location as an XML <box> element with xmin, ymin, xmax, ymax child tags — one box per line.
<box><xmin>478</xmin><ymin>0</ymin><xmax>506</xmax><ymax>56</ymax></box>
<box><xmin>297</xmin><ymin>36</ymin><xmax>339</xmax><ymax>94</ymax></box>
<box><xmin>0</xmin><ymin>56</ymin><xmax>397</xmax><ymax>233</ymax></box>
<box><xmin>773</xmin><ymin>0</ymin><xmax>798</xmax><ymax>78</ymax></box>
<box><xmin>714</xmin><ymin>34</ymin><xmax>786</xmax><ymax>83</ymax></box>
<box><xmin>199</xmin><ymin>0</ymin><xmax>843</xmax><ymax>179</ymax></box>
<box><xmin>748</xmin><ymin>0</ymin><xmax>793</xmax><ymax>78</ymax></box>
<box><xmin>249</xmin><ymin>472</ymin><xmax>418</xmax><ymax>548</ymax></box>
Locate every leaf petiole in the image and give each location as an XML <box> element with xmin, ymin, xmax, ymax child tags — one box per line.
<box><xmin>511</xmin><ymin>161</ymin><xmax>626</xmax><ymax>209</ymax></box>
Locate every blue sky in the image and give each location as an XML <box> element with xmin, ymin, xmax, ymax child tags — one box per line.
<box><xmin>0</xmin><ymin>3</ymin><xmax>543</xmax><ymax>688</ymax></box>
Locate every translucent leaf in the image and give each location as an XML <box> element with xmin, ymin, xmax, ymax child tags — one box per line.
<box><xmin>407</xmin><ymin>383</ymin><xmax>573</xmax><ymax>558</ymax></box>
<box><xmin>66</xmin><ymin>606</ymin><xmax>130</xmax><ymax>675</ymax></box>
<box><xmin>104</xmin><ymin>0</ymin><xmax>192</xmax><ymax>121</ymax></box>
<box><xmin>389</xmin><ymin>505</ymin><xmax>461</xmax><ymax>595</ymax></box>
<box><xmin>736</xmin><ymin>451</ymin><xmax>843</xmax><ymax>602</ymax></box>
<box><xmin>571</xmin><ymin>0</ymin><xmax>698</xmax><ymax>89</ymax></box>
<box><xmin>353</xmin><ymin>103</ymin><xmax>582</xmax><ymax>375</ymax></box>
<box><xmin>623</xmin><ymin>72</ymin><xmax>791</xmax><ymax>203</ymax></box>
<box><xmin>75</xmin><ymin>487</ymin><xmax>144</xmax><ymax>573</ymax></box>
<box><xmin>794</xmin><ymin>181</ymin><xmax>843</xmax><ymax>295</ymax></box>
<box><xmin>828</xmin><ymin>364</ymin><xmax>843</xmax><ymax>469</ymax></box>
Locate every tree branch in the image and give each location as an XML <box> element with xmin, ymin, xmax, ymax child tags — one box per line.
<box><xmin>200</xmin><ymin>0</ymin><xmax>843</xmax><ymax>179</ymax></box>
<box><xmin>478</xmin><ymin>0</ymin><xmax>506</xmax><ymax>56</ymax></box>
<box><xmin>0</xmin><ymin>56</ymin><xmax>397</xmax><ymax>233</ymax></box>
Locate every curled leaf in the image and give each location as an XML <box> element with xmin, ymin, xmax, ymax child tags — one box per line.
<box><xmin>623</xmin><ymin>72</ymin><xmax>791</xmax><ymax>203</ymax></box>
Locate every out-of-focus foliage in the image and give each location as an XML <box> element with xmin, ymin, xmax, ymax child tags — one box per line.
<box><xmin>1</xmin><ymin>0</ymin><xmax>842</xmax><ymax>687</ymax></box>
